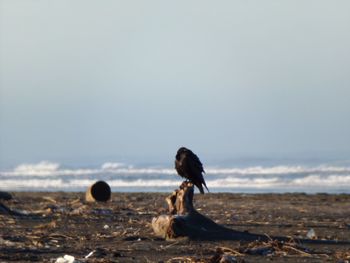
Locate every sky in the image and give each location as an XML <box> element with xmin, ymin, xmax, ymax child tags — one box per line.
<box><xmin>0</xmin><ymin>1</ymin><xmax>350</xmax><ymax>168</ymax></box>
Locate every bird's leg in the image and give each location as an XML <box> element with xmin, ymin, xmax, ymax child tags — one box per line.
<box><xmin>180</xmin><ymin>181</ymin><xmax>188</xmax><ymax>189</ymax></box>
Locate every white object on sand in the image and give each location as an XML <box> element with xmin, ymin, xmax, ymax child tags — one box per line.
<box><xmin>85</xmin><ymin>250</ymin><xmax>95</xmax><ymax>258</ymax></box>
<box><xmin>55</xmin><ymin>255</ymin><xmax>79</xmax><ymax>263</ymax></box>
<box><xmin>306</xmin><ymin>228</ymin><xmax>317</xmax><ymax>239</ymax></box>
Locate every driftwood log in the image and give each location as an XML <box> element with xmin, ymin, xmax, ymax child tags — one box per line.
<box><xmin>0</xmin><ymin>203</ymin><xmax>29</xmax><ymax>216</ymax></box>
<box><xmin>0</xmin><ymin>191</ymin><xmax>12</xmax><ymax>201</ymax></box>
<box><xmin>152</xmin><ymin>182</ymin><xmax>266</xmax><ymax>241</ymax></box>
<box><xmin>152</xmin><ymin>182</ymin><xmax>349</xmax><ymax>244</ymax></box>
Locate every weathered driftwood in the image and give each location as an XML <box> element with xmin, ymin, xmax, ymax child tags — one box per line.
<box><xmin>0</xmin><ymin>191</ymin><xmax>12</xmax><ymax>201</ymax></box>
<box><xmin>0</xmin><ymin>203</ymin><xmax>28</xmax><ymax>216</ymax></box>
<box><xmin>85</xmin><ymin>181</ymin><xmax>111</xmax><ymax>202</ymax></box>
<box><xmin>152</xmin><ymin>182</ymin><xmax>350</xmax><ymax>244</ymax></box>
<box><xmin>152</xmin><ymin>182</ymin><xmax>265</xmax><ymax>241</ymax></box>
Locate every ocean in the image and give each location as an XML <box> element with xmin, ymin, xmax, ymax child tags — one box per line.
<box><xmin>1</xmin><ymin>159</ymin><xmax>350</xmax><ymax>193</ymax></box>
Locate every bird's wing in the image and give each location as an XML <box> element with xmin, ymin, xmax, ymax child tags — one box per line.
<box><xmin>187</xmin><ymin>152</ymin><xmax>209</xmax><ymax>192</ymax></box>
<box><xmin>175</xmin><ymin>153</ymin><xmax>188</xmax><ymax>178</ymax></box>
<box><xmin>189</xmin><ymin>152</ymin><xmax>205</xmax><ymax>173</ymax></box>
<box><xmin>185</xmin><ymin>153</ymin><xmax>203</xmax><ymax>180</ymax></box>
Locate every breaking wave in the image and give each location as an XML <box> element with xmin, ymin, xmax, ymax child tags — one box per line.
<box><xmin>0</xmin><ymin>161</ymin><xmax>350</xmax><ymax>193</ymax></box>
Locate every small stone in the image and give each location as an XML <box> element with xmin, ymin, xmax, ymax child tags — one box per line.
<box><xmin>306</xmin><ymin>228</ymin><xmax>317</xmax><ymax>239</ymax></box>
<box><xmin>219</xmin><ymin>254</ymin><xmax>238</xmax><ymax>263</ymax></box>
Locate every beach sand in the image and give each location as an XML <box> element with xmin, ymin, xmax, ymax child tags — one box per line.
<box><xmin>1</xmin><ymin>192</ymin><xmax>349</xmax><ymax>262</ymax></box>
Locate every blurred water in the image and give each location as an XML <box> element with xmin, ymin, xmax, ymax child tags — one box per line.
<box><xmin>0</xmin><ymin>159</ymin><xmax>350</xmax><ymax>193</ymax></box>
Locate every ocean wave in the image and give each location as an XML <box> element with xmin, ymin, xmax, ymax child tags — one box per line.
<box><xmin>0</xmin><ymin>161</ymin><xmax>175</xmax><ymax>177</ymax></box>
<box><xmin>206</xmin><ymin>165</ymin><xmax>350</xmax><ymax>175</ymax></box>
<box><xmin>1</xmin><ymin>175</ymin><xmax>349</xmax><ymax>192</ymax></box>
<box><xmin>0</xmin><ymin>179</ymin><xmax>179</xmax><ymax>190</ymax></box>
<box><xmin>293</xmin><ymin>174</ymin><xmax>350</xmax><ymax>187</ymax></box>
<box><xmin>1</xmin><ymin>161</ymin><xmax>350</xmax><ymax>177</ymax></box>
<box><xmin>1</xmin><ymin>161</ymin><xmax>350</xmax><ymax>193</ymax></box>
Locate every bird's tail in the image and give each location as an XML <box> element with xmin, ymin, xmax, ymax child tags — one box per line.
<box><xmin>198</xmin><ymin>185</ymin><xmax>205</xmax><ymax>194</ymax></box>
<box><xmin>203</xmin><ymin>181</ymin><xmax>209</xmax><ymax>193</ymax></box>
<box><xmin>197</xmin><ymin>182</ymin><xmax>209</xmax><ymax>194</ymax></box>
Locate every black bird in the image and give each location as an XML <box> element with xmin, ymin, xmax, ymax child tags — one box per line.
<box><xmin>175</xmin><ymin>147</ymin><xmax>209</xmax><ymax>194</ymax></box>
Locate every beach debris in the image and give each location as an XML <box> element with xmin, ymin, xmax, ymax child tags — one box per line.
<box><xmin>0</xmin><ymin>202</ymin><xmax>30</xmax><ymax>216</ymax></box>
<box><xmin>35</xmin><ymin>220</ymin><xmax>57</xmax><ymax>229</ymax></box>
<box><xmin>1</xmin><ymin>192</ymin><xmax>349</xmax><ymax>262</ymax></box>
<box><xmin>206</xmin><ymin>239</ymin><xmax>333</xmax><ymax>262</ymax></box>
<box><xmin>166</xmin><ymin>256</ymin><xmax>196</xmax><ymax>262</ymax></box>
<box><xmin>335</xmin><ymin>251</ymin><xmax>350</xmax><ymax>262</ymax></box>
<box><xmin>70</xmin><ymin>205</ymin><xmax>88</xmax><ymax>215</ymax></box>
<box><xmin>0</xmin><ymin>191</ymin><xmax>12</xmax><ymax>200</ymax></box>
<box><xmin>85</xmin><ymin>180</ymin><xmax>111</xmax><ymax>202</ymax></box>
<box><xmin>42</xmin><ymin>196</ymin><xmax>57</xmax><ymax>203</ymax></box>
<box><xmin>306</xmin><ymin>228</ymin><xmax>317</xmax><ymax>239</ymax></box>
<box><xmin>243</xmin><ymin>244</ymin><xmax>274</xmax><ymax>256</ymax></box>
<box><xmin>92</xmin><ymin>208</ymin><xmax>113</xmax><ymax>215</ymax></box>
<box><xmin>84</xmin><ymin>250</ymin><xmax>95</xmax><ymax>258</ymax></box>
<box><xmin>54</xmin><ymin>254</ymin><xmax>79</xmax><ymax>263</ymax></box>
<box><xmin>103</xmin><ymin>224</ymin><xmax>110</xmax><ymax>229</ymax></box>
<box><xmin>240</xmin><ymin>239</ymin><xmax>315</xmax><ymax>257</ymax></box>
<box><xmin>0</xmin><ymin>203</ymin><xmax>12</xmax><ymax>215</ymax></box>
<box><xmin>210</xmin><ymin>247</ymin><xmax>243</xmax><ymax>263</ymax></box>
<box><xmin>218</xmin><ymin>255</ymin><xmax>238</xmax><ymax>263</ymax></box>
<box><xmin>0</xmin><ymin>237</ymin><xmax>17</xmax><ymax>247</ymax></box>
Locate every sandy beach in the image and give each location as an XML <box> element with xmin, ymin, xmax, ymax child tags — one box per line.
<box><xmin>1</xmin><ymin>192</ymin><xmax>350</xmax><ymax>262</ymax></box>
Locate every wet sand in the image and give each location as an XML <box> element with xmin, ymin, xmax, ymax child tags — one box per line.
<box><xmin>1</xmin><ymin>192</ymin><xmax>350</xmax><ymax>262</ymax></box>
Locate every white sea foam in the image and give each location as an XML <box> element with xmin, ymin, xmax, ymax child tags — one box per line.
<box><xmin>1</xmin><ymin>175</ymin><xmax>349</xmax><ymax>192</ymax></box>
<box><xmin>1</xmin><ymin>161</ymin><xmax>349</xmax><ymax>192</ymax></box>
<box><xmin>2</xmin><ymin>161</ymin><xmax>350</xmax><ymax>177</ymax></box>
<box><xmin>293</xmin><ymin>174</ymin><xmax>350</xmax><ymax>187</ymax></box>
<box><xmin>13</xmin><ymin>161</ymin><xmax>61</xmax><ymax>175</ymax></box>
<box><xmin>0</xmin><ymin>179</ymin><xmax>179</xmax><ymax>190</ymax></box>
<box><xmin>0</xmin><ymin>179</ymin><xmax>65</xmax><ymax>189</ymax></box>
<box><xmin>205</xmin><ymin>165</ymin><xmax>350</xmax><ymax>175</ymax></box>
<box><xmin>0</xmin><ymin>162</ymin><xmax>175</xmax><ymax>177</ymax></box>
<box><xmin>101</xmin><ymin>162</ymin><xmax>126</xmax><ymax>170</ymax></box>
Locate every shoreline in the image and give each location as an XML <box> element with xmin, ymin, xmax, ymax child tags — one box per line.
<box><xmin>1</xmin><ymin>192</ymin><xmax>350</xmax><ymax>262</ymax></box>
<box><xmin>2</xmin><ymin>188</ymin><xmax>350</xmax><ymax>194</ymax></box>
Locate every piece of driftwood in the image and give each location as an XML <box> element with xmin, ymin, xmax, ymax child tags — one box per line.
<box><xmin>152</xmin><ymin>182</ymin><xmax>350</xmax><ymax>244</ymax></box>
<box><xmin>153</xmin><ymin>182</ymin><xmax>263</xmax><ymax>240</ymax></box>
<box><xmin>0</xmin><ymin>191</ymin><xmax>12</xmax><ymax>201</ymax></box>
<box><xmin>0</xmin><ymin>203</ymin><xmax>28</xmax><ymax>216</ymax></box>
<box><xmin>85</xmin><ymin>181</ymin><xmax>111</xmax><ymax>202</ymax></box>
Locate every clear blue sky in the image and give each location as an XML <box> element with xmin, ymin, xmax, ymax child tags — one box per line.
<box><xmin>1</xmin><ymin>1</ymin><xmax>350</xmax><ymax>167</ymax></box>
